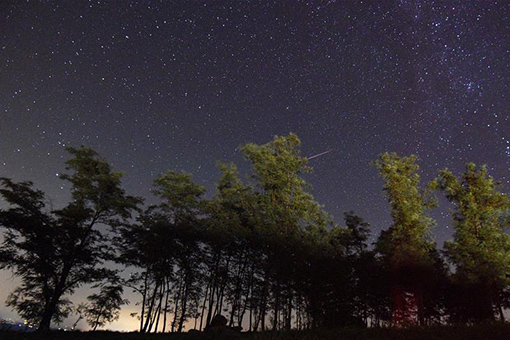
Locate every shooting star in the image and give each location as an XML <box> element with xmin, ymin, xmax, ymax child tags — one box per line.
<box><xmin>307</xmin><ymin>149</ymin><xmax>333</xmax><ymax>160</ymax></box>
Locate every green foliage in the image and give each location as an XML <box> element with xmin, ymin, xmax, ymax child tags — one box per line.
<box><xmin>435</xmin><ymin>163</ymin><xmax>510</xmax><ymax>321</ymax></box>
<box><xmin>153</xmin><ymin>170</ymin><xmax>206</xmax><ymax>216</ymax></box>
<box><xmin>374</xmin><ymin>153</ymin><xmax>436</xmax><ymax>268</ymax></box>
<box><xmin>242</xmin><ymin>133</ymin><xmax>331</xmax><ymax>235</ymax></box>
<box><xmin>4</xmin><ymin>135</ymin><xmax>510</xmax><ymax>333</ymax></box>
<box><xmin>436</xmin><ymin>164</ymin><xmax>510</xmax><ymax>284</ymax></box>
<box><xmin>374</xmin><ymin>153</ymin><xmax>443</xmax><ymax>326</ymax></box>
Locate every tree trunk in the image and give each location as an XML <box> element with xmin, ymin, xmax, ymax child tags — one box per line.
<box><xmin>153</xmin><ymin>284</ymin><xmax>164</xmax><ymax>332</ymax></box>
<box><xmin>143</xmin><ymin>281</ymin><xmax>160</xmax><ymax>332</ymax></box>
<box><xmin>140</xmin><ymin>272</ymin><xmax>148</xmax><ymax>332</ymax></box>
<box><xmin>177</xmin><ymin>279</ymin><xmax>189</xmax><ymax>332</ymax></box>
<box><xmin>162</xmin><ymin>279</ymin><xmax>171</xmax><ymax>333</ymax></box>
<box><xmin>199</xmin><ymin>284</ymin><xmax>210</xmax><ymax>330</ymax></box>
<box><xmin>37</xmin><ymin>285</ymin><xmax>65</xmax><ymax>332</ymax></box>
<box><xmin>272</xmin><ymin>283</ymin><xmax>280</xmax><ymax>330</ymax></box>
<box><xmin>171</xmin><ymin>279</ymin><xmax>183</xmax><ymax>332</ymax></box>
<box><xmin>92</xmin><ymin>305</ymin><xmax>105</xmax><ymax>331</ymax></box>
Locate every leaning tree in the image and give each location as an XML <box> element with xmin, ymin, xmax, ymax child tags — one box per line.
<box><xmin>0</xmin><ymin>146</ymin><xmax>141</xmax><ymax>331</ymax></box>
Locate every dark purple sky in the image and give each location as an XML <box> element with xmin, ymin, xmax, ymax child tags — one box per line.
<box><xmin>1</xmin><ymin>0</ymin><xmax>509</xmax><ymax>329</ymax></box>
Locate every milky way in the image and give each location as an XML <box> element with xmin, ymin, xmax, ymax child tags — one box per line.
<box><xmin>1</xmin><ymin>0</ymin><xmax>510</xmax><ymax>324</ymax></box>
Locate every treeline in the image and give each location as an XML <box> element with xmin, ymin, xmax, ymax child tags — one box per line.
<box><xmin>1</xmin><ymin>133</ymin><xmax>510</xmax><ymax>333</ymax></box>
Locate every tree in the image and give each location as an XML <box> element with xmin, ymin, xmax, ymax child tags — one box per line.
<box><xmin>153</xmin><ymin>170</ymin><xmax>206</xmax><ymax>333</ymax></box>
<box><xmin>241</xmin><ymin>133</ymin><xmax>330</xmax><ymax>233</ymax></box>
<box><xmin>435</xmin><ymin>163</ymin><xmax>510</xmax><ymax>321</ymax></box>
<box><xmin>241</xmin><ymin>133</ymin><xmax>332</xmax><ymax>330</ymax></box>
<box><xmin>0</xmin><ymin>146</ymin><xmax>141</xmax><ymax>332</ymax></box>
<box><xmin>342</xmin><ymin>211</ymin><xmax>370</xmax><ymax>256</ymax></box>
<box><xmin>341</xmin><ymin>212</ymin><xmax>379</xmax><ymax>326</ymax></box>
<box><xmin>80</xmin><ymin>283</ymin><xmax>128</xmax><ymax>331</ymax></box>
<box><xmin>374</xmin><ymin>152</ymin><xmax>437</xmax><ymax>326</ymax></box>
<box><xmin>201</xmin><ymin>163</ymin><xmax>258</xmax><ymax>330</ymax></box>
<box><xmin>116</xmin><ymin>170</ymin><xmax>206</xmax><ymax>333</ymax></box>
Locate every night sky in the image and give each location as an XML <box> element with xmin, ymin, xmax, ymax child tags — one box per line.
<box><xmin>1</xmin><ymin>0</ymin><xmax>510</xmax><ymax>329</ymax></box>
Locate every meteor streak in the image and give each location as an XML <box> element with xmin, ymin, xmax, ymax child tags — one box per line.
<box><xmin>307</xmin><ymin>149</ymin><xmax>333</xmax><ymax>160</ymax></box>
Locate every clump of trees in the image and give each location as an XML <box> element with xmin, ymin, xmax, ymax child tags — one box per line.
<box><xmin>374</xmin><ymin>153</ymin><xmax>442</xmax><ymax>326</ymax></box>
<box><xmin>1</xmin><ymin>134</ymin><xmax>510</xmax><ymax>333</ymax></box>
<box><xmin>435</xmin><ymin>164</ymin><xmax>510</xmax><ymax>322</ymax></box>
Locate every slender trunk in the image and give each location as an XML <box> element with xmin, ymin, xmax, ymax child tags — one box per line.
<box><xmin>238</xmin><ymin>289</ymin><xmax>249</xmax><ymax>328</ymax></box>
<box><xmin>213</xmin><ymin>288</ymin><xmax>221</xmax><ymax>317</ymax></box>
<box><xmin>248</xmin><ymin>299</ymin><xmax>253</xmax><ymax>332</ymax></box>
<box><xmin>260</xmin><ymin>261</ymin><xmax>271</xmax><ymax>332</ymax></box>
<box><xmin>247</xmin><ymin>262</ymin><xmax>255</xmax><ymax>332</ymax></box>
<box><xmin>172</xmin><ymin>279</ymin><xmax>183</xmax><ymax>332</ymax></box>
<box><xmin>153</xmin><ymin>284</ymin><xmax>165</xmax><ymax>332</ymax></box>
<box><xmin>248</xmin><ymin>273</ymin><xmax>255</xmax><ymax>332</ymax></box>
<box><xmin>213</xmin><ymin>254</ymin><xmax>231</xmax><ymax>317</ymax></box>
<box><xmin>229</xmin><ymin>251</ymin><xmax>247</xmax><ymax>327</ymax></box>
<box><xmin>140</xmin><ymin>272</ymin><xmax>148</xmax><ymax>332</ymax></box>
<box><xmin>272</xmin><ymin>282</ymin><xmax>280</xmax><ymax>330</ymax></box>
<box><xmin>260</xmin><ymin>293</ymin><xmax>267</xmax><ymax>331</ymax></box>
<box><xmin>92</xmin><ymin>305</ymin><xmax>105</xmax><ymax>331</ymax></box>
<box><xmin>143</xmin><ymin>280</ymin><xmax>160</xmax><ymax>332</ymax></box>
<box><xmin>296</xmin><ymin>298</ymin><xmax>301</xmax><ymax>330</ymax></box>
<box><xmin>205</xmin><ymin>282</ymin><xmax>216</xmax><ymax>327</ymax></box>
<box><xmin>162</xmin><ymin>278</ymin><xmax>171</xmax><ymax>333</ymax></box>
<box><xmin>177</xmin><ymin>278</ymin><xmax>189</xmax><ymax>332</ymax></box>
<box><xmin>254</xmin><ymin>307</ymin><xmax>260</xmax><ymax>331</ymax></box>
<box><xmin>147</xmin><ymin>296</ymin><xmax>160</xmax><ymax>333</ymax></box>
<box><xmin>254</xmin><ymin>310</ymin><xmax>260</xmax><ymax>331</ymax></box>
<box><xmin>199</xmin><ymin>284</ymin><xmax>209</xmax><ymax>330</ymax></box>
<box><xmin>72</xmin><ymin>314</ymin><xmax>83</xmax><ymax>330</ymax></box>
<box><xmin>205</xmin><ymin>251</ymin><xmax>221</xmax><ymax>326</ymax></box>
<box><xmin>229</xmin><ymin>297</ymin><xmax>237</xmax><ymax>326</ymax></box>
<box><xmin>285</xmin><ymin>293</ymin><xmax>292</xmax><ymax>330</ymax></box>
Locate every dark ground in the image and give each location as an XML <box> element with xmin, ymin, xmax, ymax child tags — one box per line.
<box><xmin>2</xmin><ymin>323</ymin><xmax>510</xmax><ymax>340</ymax></box>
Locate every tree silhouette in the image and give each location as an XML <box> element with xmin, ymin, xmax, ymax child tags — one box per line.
<box><xmin>0</xmin><ymin>147</ymin><xmax>141</xmax><ymax>332</ymax></box>
<box><xmin>2</xmin><ymin>136</ymin><xmax>510</xmax><ymax>333</ymax></box>
<box><xmin>80</xmin><ymin>283</ymin><xmax>128</xmax><ymax>331</ymax></box>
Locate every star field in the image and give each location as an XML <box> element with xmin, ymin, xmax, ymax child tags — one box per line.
<box><xmin>1</xmin><ymin>0</ymin><xmax>510</xmax><ymax>325</ymax></box>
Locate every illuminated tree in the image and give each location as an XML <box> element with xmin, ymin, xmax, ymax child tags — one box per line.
<box><xmin>242</xmin><ymin>133</ymin><xmax>332</xmax><ymax>330</ymax></box>
<box><xmin>374</xmin><ymin>152</ymin><xmax>437</xmax><ymax>326</ymax></box>
<box><xmin>436</xmin><ymin>163</ymin><xmax>510</xmax><ymax>321</ymax></box>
